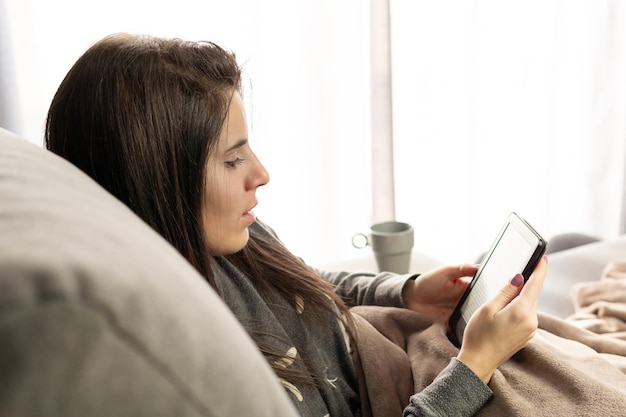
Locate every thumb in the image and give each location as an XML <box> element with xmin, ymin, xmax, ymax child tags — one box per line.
<box><xmin>490</xmin><ymin>273</ymin><xmax>524</xmax><ymax>310</ymax></box>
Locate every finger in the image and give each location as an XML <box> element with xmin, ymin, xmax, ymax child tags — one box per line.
<box><xmin>485</xmin><ymin>273</ymin><xmax>525</xmax><ymax>313</ymax></box>
<box><xmin>516</xmin><ymin>256</ymin><xmax>548</xmax><ymax>308</ymax></box>
<box><xmin>458</xmin><ymin>263</ymin><xmax>479</xmax><ymax>278</ymax></box>
<box><xmin>444</xmin><ymin>264</ymin><xmax>477</xmax><ymax>292</ymax></box>
<box><xmin>445</xmin><ymin>263</ymin><xmax>479</xmax><ymax>280</ymax></box>
<box><xmin>518</xmin><ymin>257</ymin><xmax>547</xmax><ymax>298</ymax></box>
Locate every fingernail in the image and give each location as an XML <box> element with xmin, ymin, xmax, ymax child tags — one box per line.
<box><xmin>510</xmin><ymin>273</ymin><xmax>524</xmax><ymax>287</ymax></box>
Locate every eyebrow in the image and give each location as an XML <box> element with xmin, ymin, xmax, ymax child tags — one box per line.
<box><xmin>226</xmin><ymin>138</ymin><xmax>248</xmax><ymax>153</ymax></box>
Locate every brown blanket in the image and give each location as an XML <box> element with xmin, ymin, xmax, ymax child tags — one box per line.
<box><xmin>568</xmin><ymin>261</ymin><xmax>626</xmax><ymax>342</ymax></box>
<box><xmin>351</xmin><ymin>262</ymin><xmax>626</xmax><ymax>416</ymax></box>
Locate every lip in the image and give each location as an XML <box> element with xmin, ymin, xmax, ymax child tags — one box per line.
<box><xmin>242</xmin><ymin>202</ymin><xmax>257</xmax><ymax>223</ymax></box>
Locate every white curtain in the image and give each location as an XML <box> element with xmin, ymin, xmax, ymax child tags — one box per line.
<box><xmin>1</xmin><ymin>0</ymin><xmax>373</xmax><ymax>267</ymax></box>
<box><xmin>391</xmin><ymin>0</ymin><xmax>626</xmax><ymax>263</ymax></box>
<box><xmin>2</xmin><ymin>0</ymin><xmax>625</xmax><ymax>267</ymax></box>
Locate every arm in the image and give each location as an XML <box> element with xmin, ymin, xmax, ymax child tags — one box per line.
<box><xmin>318</xmin><ymin>263</ymin><xmax>477</xmax><ymax>314</ymax></box>
<box><xmin>402</xmin><ymin>259</ymin><xmax>546</xmax><ymax>416</ymax></box>
<box><xmin>317</xmin><ymin>268</ymin><xmax>416</xmax><ymax>308</ymax></box>
<box><xmin>249</xmin><ymin>220</ymin><xmax>417</xmax><ymax>308</ymax></box>
<box><xmin>252</xmin><ymin>219</ymin><xmax>459</xmax><ymax>311</ymax></box>
<box><xmin>403</xmin><ymin>359</ymin><xmax>492</xmax><ymax>417</ymax></box>
<box><xmin>253</xmin><ymin>219</ymin><xmax>474</xmax><ymax>320</ymax></box>
<box><xmin>457</xmin><ymin>257</ymin><xmax>547</xmax><ymax>383</ymax></box>
<box><xmin>404</xmin><ymin>259</ymin><xmax>548</xmax><ymax>417</ymax></box>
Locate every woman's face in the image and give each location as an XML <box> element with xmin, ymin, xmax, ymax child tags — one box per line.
<box><xmin>203</xmin><ymin>92</ymin><xmax>269</xmax><ymax>255</ymax></box>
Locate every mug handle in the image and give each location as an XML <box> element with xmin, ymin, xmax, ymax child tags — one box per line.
<box><xmin>352</xmin><ymin>233</ymin><xmax>369</xmax><ymax>249</ymax></box>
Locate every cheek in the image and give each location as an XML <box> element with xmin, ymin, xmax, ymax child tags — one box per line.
<box><xmin>202</xmin><ymin>167</ymin><xmax>230</xmax><ymax>221</ymax></box>
<box><xmin>205</xmin><ymin>180</ymin><xmax>238</xmax><ymax>218</ymax></box>
<box><xmin>202</xmin><ymin>200</ymin><xmax>229</xmax><ymax>255</ymax></box>
<box><xmin>201</xmin><ymin>177</ymin><xmax>222</xmax><ymax>242</ymax></box>
<box><xmin>202</xmin><ymin>177</ymin><xmax>243</xmax><ymax>254</ymax></box>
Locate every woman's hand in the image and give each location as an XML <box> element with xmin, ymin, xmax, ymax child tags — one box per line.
<box><xmin>402</xmin><ymin>264</ymin><xmax>478</xmax><ymax>324</ymax></box>
<box><xmin>457</xmin><ymin>257</ymin><xmax>548</xmax><ymax>384</ymax></box>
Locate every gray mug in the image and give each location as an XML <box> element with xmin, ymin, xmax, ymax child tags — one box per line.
<box><xmin>352</xmin><ymin>221</ymin><xmax>414</xmax><ymax>274</ymax></box>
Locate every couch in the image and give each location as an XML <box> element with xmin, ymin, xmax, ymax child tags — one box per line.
<box><xmin>2</xmin><ymin>126</ymin><xmax>625</xmax><ymax>415</ymax></box>
<box><xmin>0</xmin><ymin>127</ymin><xmax>298</xmax><ymax>416</ymax></box>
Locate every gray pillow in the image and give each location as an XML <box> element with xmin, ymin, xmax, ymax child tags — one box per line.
<box><xmin>0</xmin><ymin>128</ymin><xmax>297</xmax><ymax>417</ymax></box>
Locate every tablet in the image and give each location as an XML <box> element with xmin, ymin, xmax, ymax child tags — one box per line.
<box><xmin>449</xmin><ymin>212</ymin><xmax>546</xmax><ymax>346</ymax></box>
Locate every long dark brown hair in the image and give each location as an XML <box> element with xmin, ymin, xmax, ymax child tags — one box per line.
<box><xmin>45</xmin><ymin>33</ymin><xmax>353</xmax><ymax>385</ymax></box>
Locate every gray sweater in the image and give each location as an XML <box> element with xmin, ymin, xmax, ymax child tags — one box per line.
<box><xmin>212</xmin><ymin>221</ymin><xmax>492</xmax><ymax>416</ymax></box>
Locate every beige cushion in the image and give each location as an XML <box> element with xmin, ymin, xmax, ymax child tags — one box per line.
<box><xmin>0</xmin><ymin>128</ymin><xmax>297</xmax><ymax>416</ymax></box>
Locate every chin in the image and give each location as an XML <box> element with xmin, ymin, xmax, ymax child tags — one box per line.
<box><xmin>207</xmin><ymin>232</ymin><xmax>250</xmax><ymax>256</ymax></box>
<box><xmin>226</xmin><ymin>232</ymin><xmax>251</xmax><ymax>255</ymax></box>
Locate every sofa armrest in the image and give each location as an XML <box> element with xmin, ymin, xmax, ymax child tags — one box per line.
<box><xmin>540</xmin><ymin>235</ymin><xmax>626</xmax><ymax>317</ymax></box>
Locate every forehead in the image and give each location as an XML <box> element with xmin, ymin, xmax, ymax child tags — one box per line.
<box><xmin>218</xmin><ymin>92</ymin><xmax>247</xmax><ymax>150</ymax></box>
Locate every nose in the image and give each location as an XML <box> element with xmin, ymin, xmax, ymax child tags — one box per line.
<box><xmin>249</xmin><ymin>152</ymin><xmax>270</xmax><ymax>190</ymax></box>
<box><xmin>256</xmin><ymin>161</ymin><xmax>270</xmax><ymax>188</ymax></box>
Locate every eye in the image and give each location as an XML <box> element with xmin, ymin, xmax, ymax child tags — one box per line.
<box><xmin>224</xmin><ymin>157</ymin><xmax>245</xmax><ymax>168</ymax></box>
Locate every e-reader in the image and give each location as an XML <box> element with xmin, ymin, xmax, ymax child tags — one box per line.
<box><xmin>450</xmin><ymin>212</ymin><xmax>546</xmax><ymax>346</ymax></box>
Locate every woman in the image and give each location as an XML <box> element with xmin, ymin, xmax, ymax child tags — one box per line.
<box><xmin>45</xmin><ymin>33</ymin><xmax>546</xmax><ymax>416</ymax></box>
